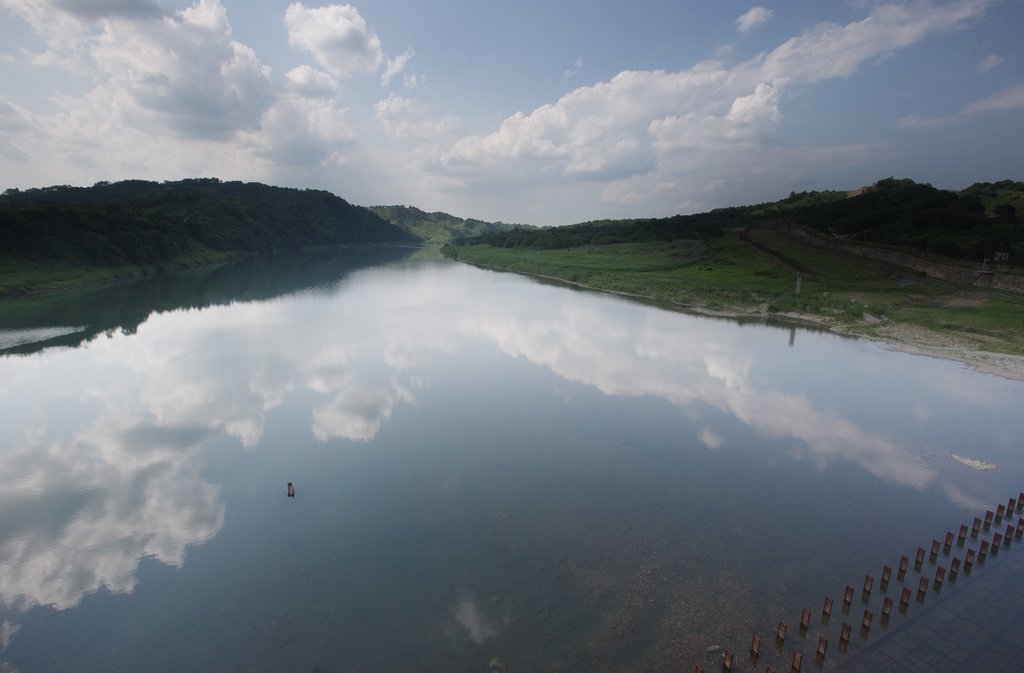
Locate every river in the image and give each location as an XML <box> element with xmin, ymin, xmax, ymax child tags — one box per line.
<box><xmin>1</xmin><ymin>249</ymin><xmax>1022</xmax><ymax>672</ymax></box>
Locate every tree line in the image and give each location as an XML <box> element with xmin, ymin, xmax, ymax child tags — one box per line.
<box><xmin>1</xmin><ymin>179</ymin><xmax>420</xmax><ymax>267</ymax></box>
<box><xmin>785</xmin><ymin>178</ymin><xmax>1021</xmax><ymax>262</ymax></box>
<box><xmin>456</xmin><ymin>210</ymin><xmax>731</xmax><ymax>249</ymax></box>
<box><xmin>452</xmin><ymin>178</ymin><xmax>1023</xmax><ymax>264</ymax></box>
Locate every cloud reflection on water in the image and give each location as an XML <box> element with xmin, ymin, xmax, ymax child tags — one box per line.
<box><xmin>311</xmin><ymin>381</ymin><xmax>399</xmax><ymax>442</ymax></box>
<box><xmin>0</xmin><ymin>262</ymin><xmax>1016</xmax><ymax>623</ymax></box>
<box><xmin>453</xmin><ymin>294</ymin><xmax>936</xmax><ymax>490</ymax></box>
<box><xmin>453</xmin><ymin>596</ymin><xmax>499</xmax><ymax>644</ymax></box>
<box><xmin>0</xmin><ymin>417</ymin><xmax>223</xmax><ymax>612</ymax></box>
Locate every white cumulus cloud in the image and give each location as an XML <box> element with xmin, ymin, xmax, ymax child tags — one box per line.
<box><xmin>375</xmin><ymin>94</ymin><xmax>462</xmax><ymax>143</ymax></box>
<box><xmin>285</xmin><ymin>2</ymin><xmax>384</xmax><ymax>78</ymax></box>
<box><xmin>281</xmin><ymin>65</ymin><xmax>341</xmax><ymax>98</ymax></box>
<box><xmin>435</xmin><ymin>0</ymin><xmax>991</xmax><ymax>214</ymax></box>
<box><xmin>243</xmin><ymin>96</ymin><xmax>355</xmax><ymax>167</ymax></box>
<box><xmin>736</xmin><ymin>6</ymin><xmax>774</xmax><ymax>35</ymax></box>
<box><xmin>282</xmin><ymin>3</ymin><xmax>412</xmax><ymax>90</ymax></box>
<box><xmin>0</xmin><ymin>0</ymin><xmax>1006</xmax><ymax>225</ymax></box>
<box><xmin>6</xmin><ymin>0</ymin><xmax>275</xmax><ymax>142</ymax></box>
<box><xmin>89</xmin><ymin>1</ymin><xmax>274</xmax><ymax>140</ymax></box>
<box><xmin>383</xmin><ymin>48</ymin><xmax>415</xmax><ymax>87</ymax></box>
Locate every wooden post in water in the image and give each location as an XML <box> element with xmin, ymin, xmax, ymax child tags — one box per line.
<box><xmin>918</xmin><ymin>576</ymin><xmax>929</xmax><ymax>594</ymax></box>
<box><xmin>950</xmin><ymin>557</ymin><xmax>961</xmax><ymax>580</ymax></box>
<box><xmin>958</xmin><ymin>524</ymin><xmax>968</xmax><ymax>545</ymax></box>
<box><xmin>1006</xmin><ymin>525</ymin><xmax>1014</xmax><ymax>545</ymax></box>
<box><xmin>800</xmin><ymin>608</ymin><xmax>810</xmax><ymax>631</ymax></box>
<box><xmin>776</xmin><ymin>622</ymin><xmax>787</xmax><ymax>643</ymax></box>
<box><xmin>966</xmin><ymin>548</ymin><xmax>976</xmax><ymax>570</ymax></box>
<box><xmin>930</xmin><ymin>539</ymin><xmax>941</xmax><ymax>558</ymax></box>
<box><xmin>862</xmin><ymin>575</ymin><xmax>873</xmax><ymax>596</ymax></box>
<box><xmin>980</xmin><ymin>540</ymin><xmax>989</xmax><ymax>561</ymax></box>
<box><xmin>791</xmin><ymin>650</ymin><xmax>803</xmax><ymax>672</ymax></box>
<box><xmin>722</xmin><ymin>649</ymin><xmax>733</xmax><ymax>672</ymax></box>
<box><xmin>881</xmin><ymin>564</ymin><xmax>892</xmax><ymax>586</ymax></box>
<box><xmin>816</xmin><ymin>635</ymin><xmax>828</xmax><ymax>659</ymax></box>
<box><xmin>944</xmin><ymin>531</ymin><xmax>954</xmax><ymax>552</ymax></box>
<box><xmin>934</xmin><ymin>566</ymin><xmax>945</xmax><ymax>588</ymax></box>
<box><xmin>882</xmin><ymin>596</ymin><xmax>893</xmax><ymax>617</ymax></box>
<box><xmin>997</xmin><ymin>504</ymin><xmax>1006</xmax><ymax>521</ymax></box>
<box><xmin>915</xmin><ymin>547</ymin><xmax>925</xmax><ymax>566</ymax></box>
<box><xmin>898</xmin><ymin>555</ymin><xmax>909</xmax><ymax>578</ymax></box>
<box><xmin>822</xmin><ymin>597</ymin><xmax>833</xmax><ymax>617</ymax></box>
<box><xmin>973</xmin><ymin>517</ymin><xmax>982</xmax><ymax>536</ymax></box>
<box><xmin>843</xmin><ymin>585</ymin><xmax>854</xmax><ymax>606</ymax></box>
<box><xmin>839</xmin><ymin>623</ymin><xmax>852</xmax><ymax>649</ymax></box>
<box><xmin>985</xmin><ymin>510</ymin><xmax>994</xmax><ymax>529</ymax></box>
<box><xmin>900</xmin><ymin>587</ymin><xmax>911</xmax><ymax>607</ymax></box>
<box><xmin>750</xmin><ymin>635</ymin><xmax>761</xmax><ymax>659</ymax></box>
<box><xmin>861</xmin><ymin>610</ymin><xmax>873</xmax><ymax>630</ymax></box>
<box><xmin>992</xmin><ymin>533</ymin><xmax>1002</xmax><ymax>553</ymax></box>
<box><xmin>1016</xmin><ymin>518</ymin><xmax>1024</xmax><ymax>539</ymax></box>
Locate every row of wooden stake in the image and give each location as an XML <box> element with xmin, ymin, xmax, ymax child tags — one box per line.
<box><xmin>694</xmin><ymin>491</ymin><xmax>1024</xmax><ymax>673</ymax></box>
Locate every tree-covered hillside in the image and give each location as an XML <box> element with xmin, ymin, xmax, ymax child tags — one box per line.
<box><xmin>786</xmin><ymin>178</ymin><xmax>1022</xmax><ymax>261</ymax></box>
<box><xmin>370</xmin><ymin>204</ymin><xmax>524</xmax><ymax>244</ymax></box>
<box><xmin>452</xmin><ymin>178</ymin><xmax>1023</xmax><ymax>265</ymax></box>
<box><xmin>457</xmin><ymin>210</ymin><xmax>732</xmax><ymax>250</ymax></box>
<box><xmin>1</xmin><ymin>179</ymin><xmax>420</xmax><ymax>268</ymax></box>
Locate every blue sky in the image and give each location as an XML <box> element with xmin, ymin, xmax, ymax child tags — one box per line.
<box><xmin>1</xmin><ymin>0</ymin><xmax>1021</xmax><ymax>225</ymax></box>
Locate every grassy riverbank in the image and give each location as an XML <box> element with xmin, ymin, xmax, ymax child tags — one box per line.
<box><xmin>445</xmin><ymin>229</ymin><xmax>1024</xmax><ymax>377</ymax></box>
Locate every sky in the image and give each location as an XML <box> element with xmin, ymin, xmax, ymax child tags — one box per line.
<box><xmin>0</xmin><ymin>0</ymin><xmax>1022</xmax><ymax>225</ymax></box>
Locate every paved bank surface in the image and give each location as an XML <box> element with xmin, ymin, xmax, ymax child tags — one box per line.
<box><xmin>837</xmin><ymin>537</ymin><xmax>1024</xmax><ymax>672</ymax></box>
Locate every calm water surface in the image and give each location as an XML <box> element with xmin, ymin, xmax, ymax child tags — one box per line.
<box><xmin>1</xmin><ymin>250</ymin><xmax>1022</xmax><ymax>672</ymax></box>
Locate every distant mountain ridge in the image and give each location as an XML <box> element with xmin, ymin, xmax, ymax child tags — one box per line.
<box><xmin>369</xmin><ymin>204</ymin><xmax>526</xmax><ymax>244</ymax></box>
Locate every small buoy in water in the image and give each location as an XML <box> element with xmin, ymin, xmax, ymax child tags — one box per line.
<box><xmin>287</xmin><ymin>482</ymin><xmax>295</xmax><ymax>498</ymax></box>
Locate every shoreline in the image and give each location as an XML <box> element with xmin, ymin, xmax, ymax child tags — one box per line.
<box><xmin>846</xmin><ymin>322</ymin><xmax>1024</xmax><ymax>382</ymax></box>
<box><xmin>463</xmin><ymin>261</ymin><xmax>1024</xmax><ymax>382</ymax></box>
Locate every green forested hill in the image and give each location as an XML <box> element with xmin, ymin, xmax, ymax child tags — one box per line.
<box><xmin>453</xmin><ymin>178</ymin><xmax>1023</xmax><ymax>265</ymax></box>
<box><xmin>1</xmin><ymin>179</ymin><xmax>420</xmax><ymax>270</ymax></box>
<box><xmin>370</xmin><ymin>204</ymin><xmax>524</xmax><ymax>244</ymax></box>
<box><xmin>785</xmin><ymin>178</ymin><xmax>1023</xmax><ymax>261</ymax></box>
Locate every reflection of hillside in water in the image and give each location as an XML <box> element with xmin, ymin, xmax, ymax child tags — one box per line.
<box><xmin>0</xmin><ymin>246</ymin><xmax>415</xmax><ymax>355</ymax></box>
<box><xmin>0</xmin><ymin>260</ymin><xmax>1017</xmax><ymax>643</ymax></box>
